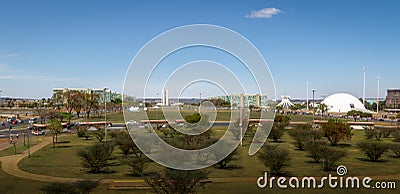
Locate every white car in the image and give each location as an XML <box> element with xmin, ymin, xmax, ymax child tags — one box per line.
<box><xmin>29</xmin><ymin>118</ymin><xmax>38</xmax><ymax>124</ymax></box>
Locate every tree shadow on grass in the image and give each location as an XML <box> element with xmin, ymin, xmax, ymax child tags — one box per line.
<box><xmin>54</xmin><ymin>145</ymin><xmax>71</xmax><ymax>148</ymax></box>
<box><xmin>217</xmin><ymin>165</ymin><xmax>243</xmax><ymax>170</ymax></box>
<box><xmin>86</xmin><ymin>169</ymin><xmax>115</xmax><ymax>174</ymax></box>
<box><xmin>56</xmin><ymin>141</ymin><xmax>71</xmax><ymax>144</ymax></box>
<box><xmin>336</xmin><ymin>143</ymin><xmax>352</xmax><ymax>148</ymax></box>
<box><xmin>356</xmin><ymin>157</ymin><xmax>389</xmax><ymax>163</ymax></box>
<box><xmin>268</xmin><ymin>140</ymin><xmax>286</xmax><ymax>143</ymax></box>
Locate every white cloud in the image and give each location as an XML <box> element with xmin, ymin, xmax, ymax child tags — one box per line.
<box><xmin>246</xmin><ymin>7</ymin><xmax>283</xmax><ymax>18</ymax></box>
<box><xmin>0</xmin><ymin>53</ymin><xmax>20</xmax><ymax>58</ymax></box>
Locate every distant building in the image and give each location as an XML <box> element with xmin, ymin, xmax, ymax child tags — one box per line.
<box><xmin>162</xmin><ymin>90</ymin><xmax>169</xmax><ymax>106</ymax></box>
<box><xmin>52</xmin><ymin>88</ymin><xmax>121</xmax><ymax>105</ymax></box>
<box><xmin>386</xmin><ymin>89</ymin><xmax>400</xmax><ymax>109</ymax></box>
<box><xmin>209</xmin><ymin>94</ymin><xmax>268</xmax><ymax>108</ymax></box>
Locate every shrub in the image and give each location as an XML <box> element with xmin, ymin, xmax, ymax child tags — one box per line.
<box><xmin>304</xmin><ymin>140</ymin><xmax>328</xmax><ymax>163</ymax></box>
<box><xmin>215</xmin><ymin>149</ymin><xmax>239</xmax><ymax>169</ymax></box>
<box><xmin>123</xmin><ymin>155</ymin><xmax>150</xmax><ymax>176</ymax></box>
<box><xmin>392</xmin><ymin>130</ymin><xmax>400</xmax><ymax>142</ymax></box>
<box><xmin>364</xmin><ymin>127</ymin><xmax>377</xmax><ymax>140</ymax></box>
<box><xmin>321</xmin><ymin>148</ymin><xmax>346</xmax><ymax>171</ymax></box>
<box><xmin>145</xmin><ymin>168</ymin><xmax>209</xmax><ymax>194</ymax></box>
<box><xmin>288</xmin><ymin>124</ymin><xmax>322</xmax><ymax>150</ymax></box>
<box><xmin>73</xmin><ymin>180</ymin><xmax>99</xmax><ymax>194</ymax></box>
<box><xmin>268</xmin><ymin>115</ymin><xmax>290</xmax><ymax>142</ymax></box>
<box><xmin>390</xmin><ymin>143</ymin><xmax>400</xmax><ymax>157</ymax></box>
<box><xmin>322</xmin><ymin>119</ymin><xmax>352</xmax><ymax>146</ymax></box>
<box><xmin>357</xmin><ymin>141</ymin><xmax>391</xmax><ymax>161</ymax></box>
<box><xmin>258</xmin><ymin>144</ymin><xmax>291</xmax><ymax>175</ymax></box>
<box><xmin>42</xmin><ymin>180</ymin><xmax>99</xmax><ymax>194</ymax></box>
<box><xmin>77</xmin><ymin>142</ymin><xmax>114</xmax><ymax>173</ymax></box>
<box><xmin>91</xmin><ymin>128</ymin><xmax>105</xmax><ymax>143</ymax></box>
<box><xmin>41</xmin><ymin>182</ymin><xmax>77</xmax><ymax>194</ymax></box>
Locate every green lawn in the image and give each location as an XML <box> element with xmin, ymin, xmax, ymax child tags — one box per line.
<box><xmin>19</xmin><ymin>129</ymin><xmax>400</xmax><ymax>179</ymax></box>
<box><xmin>11</xmin><ymin>113</ymin><xmax>400</xmax><ymax>193</ymax></box>
<box><xmin>0</xmin><ymin>136</ymin><xmax>41</xmax><ymax>157</ymax></box>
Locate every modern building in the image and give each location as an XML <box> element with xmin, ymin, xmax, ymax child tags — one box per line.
<box><xmin>209</xmin><ymin>94</ymin><xmax>268</xmax><ymax>108</ymax></box>
<box><xmin>52</xmin><ymin>88</ymin><xmax>121</xmax><ymax>105</ymax></box>
<box><xmin>321</xmin><ymin>93</ymin><xmax>367</xmax><ymax>113</ymax></box>
<box><xmin>385</xmin><ymin>89</ymin><xmax>400</xmax><ymax>109</ymax></box>
<box><xmin>277</xmin><ymin>95</ymin><xmax>294</xmax><ymax>109</ymax></box>
<box><xmin>162</xmin><ymin>90</ymin><xmax>169</xmax><ymax>106</ymax></box>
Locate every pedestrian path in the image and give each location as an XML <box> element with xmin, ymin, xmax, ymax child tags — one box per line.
<box><xmin>0</xmin><ymin>136</ymin><xmax>86</xmax><ymax>183</ymax></box>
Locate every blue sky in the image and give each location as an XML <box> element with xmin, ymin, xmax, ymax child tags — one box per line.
<box><xmin>0</xmin><ymin>0</ymin><xmax>399</xmax><ymax>99</ymax></box>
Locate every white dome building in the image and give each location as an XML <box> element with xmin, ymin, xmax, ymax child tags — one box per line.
<box><xmin>321</xmin><ymin>93</ymin><xmax>367</xmax><ymax>113</ymax></box>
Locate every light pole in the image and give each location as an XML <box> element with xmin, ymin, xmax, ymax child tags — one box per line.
<box><xmin>363</xmin><ymin>67</ymin><xmax>366</xmax><ymax>105</ymax></box>
<box><xmin>156</xmin><ymin>93</ymin><xmax>159</xmax><ymax>120</ymax></box>
<box><xmin>9</xmin><ymin>126</ymin><xmax>12</xmax><ymax>144</ymax></box>
<box><xmin>0</xmin><ymin>89</ymin><xmax>2</xmax><ymax>123</ymax></box>
<box><xmin>377</xmin><ymin>76</ymin><xmax>380</xmax><ymax>114</ymax></box>
<box><xmin>312</xmin><ymin>89</ymin><xmax>316</xmax><ymax>127</ymax></box>
<box><xmin>199</xmin><ymin>93</ymin><xmax>202</xmax><ymax>105</ymax></box>
<box><xmin>103</xmin><ymin>87</ymin><xmax>108</xmax><ymax>142</ymax></box>
<box><xmin>306</xmin><ymin>82</ymin><xmax>309</xmax><ymax>111</ymax></box>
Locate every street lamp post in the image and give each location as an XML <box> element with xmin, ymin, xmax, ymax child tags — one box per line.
<box><xmin>0</xmin><ymin>89</ymin><xmax>2</xmax><ymax>124</ymax></box>
<box><xmin>312</xmin><ymin>89</ymin><xmax>316</xmax><ymax>127</ymax></box>
<box><xmin>9</xmin><ymin>126</ymin><xmax>12</xmax><ymax>144</ymax></box>
<box><xmin>377</xmin><ymin>77</ymin><xmax>380</xmax><ymax>114</ymax></box>
<box><xmin>103</xmin><ymin>88</ymin><xmax>108</xmax><ymax>142</ymax></box>
<box><xmin>363</xmin><ymin>67</ymin><xmax>366</xmax><ymax>105</ymax></box>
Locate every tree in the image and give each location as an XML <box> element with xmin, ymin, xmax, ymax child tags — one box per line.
<box><xmin>215</xmin><ymin>149</ymin><xmax>238</xmax><ymax>169</ymax></box>
<box><xmin>77</xmin><ymin>142</ymin><xmax>114</xmax><ymax>173</ymax></box>
<box><xmin>288</xmin><ymin>124</ymin><xmax>321</xmax><ymax>150</ymax></box>
<box><xmin>321</xmin><ymin>147</ymin><xmax>346</xmax><ymax>171</ymax></box>
<box><xmin>73</xmin><ymin>180</ymin><xmax>99</xmax><ymax>194</ymax></box>
<box><xmin>123</xmin><ymin>155</ymin><xmax>150</xmax><ymax>176</ymax></box>
<box><xmin>268</xmin><ymin>115</ymin><xmax>290</xmax><ymax>142</ymax></box>
<box><xmin>347</xmin><ymin>110</ymin><xmax>361</xmax><ymax>122</ymax></box>
<box><xmin>41</xmin><ymin>182</ymin><xmax>78</xmax><ymax>194</ymax></box>
<box><xmin>72</xmin><ymin>92</ymin><xmax>85</xmax><ymax>118</ymax></box>
<box><xmin>185</xmin><ymin>113</ymin><xmax>201</xmax><ymax>124</ymax></box>
<box><xmin>92</xmin><ymin>128</ymin><xmax>105</xmax><ymax>143</ymax></box>
<box><xmin>319</xmin><ymin>103</ymin><xmax>329</xmax><ymax>115</ymax></box>
<box><xmin>34</xmin><ymin>108</ymin><xmax>49</xmax><ymax>124</ymax></box>
<box><xmin>42</xmin><ymin>180</ymin><xmax>99</xmax><ymax>194</ymax></box>
<box><xmin>322</xmin><ymin>119</ymin><xmax>352</xmax><ymax>146</ymax></box>
<box><xmin>145</xmin><ymin>168</ymin><xmax>209</xmax><ymax>194</ymax></box>
<box><xmin>357</xmin><ymin>141</ymin><xmax>391</xmax><ymax>161</ymax></box>
<box><xmin>48</xmin><ymin>119</ymin><xmax>63</xmax><ymax>148</ymax></box>
<box><xmin>84</xmin><ymin>93</ymin><xmax>99</xmax><ymax>119</ymax></box>
<box><xmin>390</xmin><ymin>143</ymin><xmax>400</xmax><ymax>157</ymax></box>
<box><xmin>114</xmin><ymin>131</ymin><xmax>135</xmax><ymax>156</ymax></box>
<box><xmin>304</xmin><ymin>139</ymin><xmax>328</xmax><ymax>163</ymax></box>
<box><xmin>63</xmin><ymin>91</ymin><xmax>84</xmax><ymax>121</ymax></box>
<box><xmin>258</xmin><ymin>144</ymin><xmax>291</xmax><ymax>175</ymax></box>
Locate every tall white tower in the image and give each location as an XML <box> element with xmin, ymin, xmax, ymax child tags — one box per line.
<box><xmin>162</xmin><ymin>90</ymin><xmax>169</xmax><ymax>106</ymax></box>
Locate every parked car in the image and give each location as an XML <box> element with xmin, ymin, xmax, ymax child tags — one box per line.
<box><xmin>29</xmin><ymin>118</ymin><xmax>38</xmax><ymax>124</ymax></box>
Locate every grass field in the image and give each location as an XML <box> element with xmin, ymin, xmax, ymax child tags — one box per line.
<box><xmin>3</xmin><ymin>112</ymin><xmax>400</xmax><ymax>193</ymax></box>
<box><xmin>0</xmin><ymin>136</ymin><xmax>41</xmax><ymax>157</ymax></box>
<box><xmin>15</xmin><ymin>125</ymin><xmax>400</xmax><ymax>193</ymax></box>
